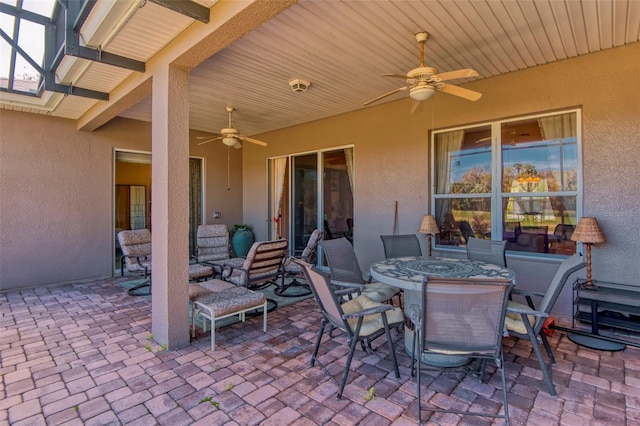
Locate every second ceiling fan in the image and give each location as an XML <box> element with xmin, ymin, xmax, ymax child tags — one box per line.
<box><xmin>197</xmin><ymin>107</ymin><xmax>268</xmax><ymax>148</ymax></box>
<box><xmin>364</xmin><ymin>31</ymin><xmax>482</xmax><ymax>108</ymax></box>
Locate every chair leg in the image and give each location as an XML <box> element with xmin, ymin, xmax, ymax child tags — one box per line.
<box><xmin>310</xmin><ymin>319</ymin><xmax>327</xmax><ymax>367</ymax></box>
<box><xmin>540</xmin><ymin>333</ymin><xmax>556</xmax><ymax>365</ymax></box>
<box><xmin>338</xmin><ymin>318</ymin><xmax>363</xmax><ymax>399</ymax></box>
<box><xmin>416</xmin><ymin>329</ymin><xmax>422</xmax><ymax>425</ymax></box>
<box><xmin>522</xmin><ymin>314</ymin><xmax>557</xmax><ymax>396</ymax></box>
<box><xmin>498</xmin><ymin>353</ymin><xmax>510</xmax><ymax>425</ymax></box>
<box><xmin>381</xmin><ymin>314</ymin><xmax>400</xmax><ymax>378</ymax></box>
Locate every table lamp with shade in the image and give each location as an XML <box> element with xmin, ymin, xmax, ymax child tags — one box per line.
<box><xmin>419</xmin><ymin>214</ymin><xmax>440</xmax><ymax>257</ymax></box>
<box><xmin>570</xmin><ymin>217</ymin><xmax>606</xmax><ymax>289</ymax></box>
<box><xmin>564</xmin><ymin>217</ymin><xmax>624</xmax><ymax>351</ymax></box>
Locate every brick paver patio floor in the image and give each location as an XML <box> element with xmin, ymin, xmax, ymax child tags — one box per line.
<box><xmin>1</xmin><ymin>276</ymin><xmax>639</xmax><ymax>425</ymax></box>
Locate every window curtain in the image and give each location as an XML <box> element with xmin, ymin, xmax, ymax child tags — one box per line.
<box><xmin>189</xmin><ymin>158</ymin><xmax>202</xmax><ymax>256</ymax></box>
<box><xmin>272</xmin><ymin>157</ymin><xmax>288</xmax><ymax>239</ymax></box>
<box><xmin>538</xmin><ymin>113</ymin><xmax>576</xmax><ymax>188</ymax></box>
<box><xmin>344</xmin><ymin>147</ymin><xmax>354</xmax><ymax>194</ymax></box>
<box><xmin>435</xmin><ymin>130</ymin><xmax>464</xmax><ymax>223</ymax></box>
<box><xmin>538</xmin><ymin>113</ymin><xmax>577</xmax><ymax>220</ymax></box>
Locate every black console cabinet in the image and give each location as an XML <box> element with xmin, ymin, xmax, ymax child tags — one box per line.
<box><xmin>573</xmin><ymin>279</ymin><xmax>640</xmax><ymax>334</ymax></box>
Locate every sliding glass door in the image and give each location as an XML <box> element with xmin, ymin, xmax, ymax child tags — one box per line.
<box><xmin>269</xmin><ymin>147</ymin><xmax>353</xmax><ymax>254</ymax></box>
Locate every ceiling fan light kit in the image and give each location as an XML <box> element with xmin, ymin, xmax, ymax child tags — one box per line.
<box><xmin>196</xmin><ymin>107</ymin><xmax>268</xmax><ymax>148</ymax></box>
<box><xmin>289</xmin><ymin>79</ymin><xmax>311</xmax><ymax>92</ymax></box>
<box><xmin>410</xmin><ymin>84</ymin><xmax>435</xmax><ymax>101</ymax></box>
<box><xmin>363</xmin><ymin>30</ymin><xmax>482</xmax><ymax>106</ymax></box>
<box><xmin>222</xmin><ymin>137</ymin><xmax>237</xmax><ymax>147</ymax></box>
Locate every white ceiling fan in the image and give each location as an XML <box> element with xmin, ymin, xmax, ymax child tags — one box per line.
<box><xmin>197</xmin><ymin>107</ymin><xmax>268</xmax><ymax>149</ymax></box>
<box><xmin>364</xmin><ymin>31</ymin><xmax>482</xmax><ymax>109</ymax></box>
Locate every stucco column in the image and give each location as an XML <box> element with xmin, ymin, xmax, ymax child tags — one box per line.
<box><xmin>151</xmin><ymin>63</ymin><xmax>190</xmax><ymax>349</ymax></box>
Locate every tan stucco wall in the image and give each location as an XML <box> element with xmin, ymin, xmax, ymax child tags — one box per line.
<box><xmin>0</xmin><ymin>113</ymin><xmax>242</xmax><ymax>290</ymax></box>
<box><xmin>244</xmin><ymin>42</ymin><xmax>640</xmax><ymax>316</ymax></box>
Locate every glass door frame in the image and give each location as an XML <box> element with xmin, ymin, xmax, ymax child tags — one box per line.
<box><xmin>267</xmin><ymin>145</ymin><xmax>354</xmax><ymax>254</ymax></box>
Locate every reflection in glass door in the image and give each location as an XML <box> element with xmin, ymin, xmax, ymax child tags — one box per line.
<box><xmin>293</xmin><ymin>154</ymin><xmax>318</xmax><ymax>252</ymax></box>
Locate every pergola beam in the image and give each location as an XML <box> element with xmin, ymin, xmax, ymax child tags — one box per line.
<box><xmin>149</xmin><ymin>0</ymin><xmax>209</xmax><ymax>23</ymax></box>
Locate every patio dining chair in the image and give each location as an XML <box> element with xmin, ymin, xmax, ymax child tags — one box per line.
<box><xmin>319</xmin><ymin>237</ymin><xmax>401</xmax><ymax>306</ymax></box>
<box><xmin>504</xmin><ymin>252</ymin><xmax>586</xmax><ymax>396</ymax></box>
<box><xmin>295</xmin><ymin>259</ymin><xmax>403</xmax><ymax>399</ymax></box>
<box><xmin>410</xmin><ymin>276</ymin><xmax>514</xmax><ymax>425</ymax></box>
<box><xmin>466</xmin><ymin>237</ymin><xmax>507</xmax><ymax>267</ymax></box>
<box><xmin>276</xmin><ymin>229</ymin><xmax>323</xmax><ymax>297</ymax></box>
<box><xmin>380</xmin><ymin>234</ymin><xmax>423</xmax><ymax>258</ymax></box>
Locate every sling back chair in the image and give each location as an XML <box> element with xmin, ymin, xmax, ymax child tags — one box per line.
<box><xmin>319</xmin><ymin>237</ymin><xmax>401</xmax><ymax>306</ymax></box>
<box><xmin>410</xmin><ymin>276</ymin><xmax>514</xmax><ymax>425</ymax></box>
<box><xmin>504</xmin><ymin>252</ymin><xmax>586</xmax><ymax>396</ymax></box>
<box><xmin>466</xmin><ymin>237</ymin><xmax>508</xmax><ymax>267</ymax></box>
<box><xmin>276</xmin><ymin>229</ymin><xmax>323</xmax><ymax>297</ymax></box>
<box><xmin>295</xmin><ymin>259</ymin><xmax>403</xmax><ymax>399</ymax></box>
<box><xmin>380</xmin><ymin>234</ymin><xmax>423</xmax><ymax>258</ymax></box>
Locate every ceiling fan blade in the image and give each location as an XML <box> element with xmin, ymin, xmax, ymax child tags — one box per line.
<box><xmin>363</xmin><ymin>86</ymin><xmax>408</xmax><ymax>106</ymax></box>
<box><xmin>438</xmin><ymin>83</ymin><xmax>482</xmax><ymax>101</ymax></box>
<box><xmin>382</xmin><ymin>73</ymin><xmax>410</xmax><ymax>79</ymax></box>
<box><xmin>197</xmin><ymin>136</ymin><xmax>223</xmax><ymax>145</ymax></box>
<box><xmin>432</xmin><ymin>68</ymin><xmax>479</xmax><ymax>81</ymax></box>
<box><xmin>234</xmin><ymin>141</ymin><xmax>242</xmax><ymax>149</ymax></box>
<box><xmin>239</xmin><ymin>135</ymin><xmax>268</xmax><ymax>147</ymax></box>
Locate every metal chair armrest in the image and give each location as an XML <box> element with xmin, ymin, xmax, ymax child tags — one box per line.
<box><xmin>506</xmin><ymin>306</ymin><xmax>548</xmax><ymax>318</ymax></box>
<box><xmin>330</xmin><ymin>279</ymin><xmax>365</xmax><ymax>292</ymax></box>
<box><xmin>511</xmin><ymin>289</ymin><xmax>545</xmax><ymax>298</ymax></box>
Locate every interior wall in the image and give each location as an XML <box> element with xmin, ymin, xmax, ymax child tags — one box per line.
<box><xmin>0</xmin><ymin>114</ymin><xmax>242</xmax><ymax>290</ymax></box>
<box><xmin>115</xmin><ymin>161</ymin><xmax>152</xmax><ymax>230</ymax></box>
<box><xmin>244</xmin><ymin>43</ymin><xmax>640</xmax><ymax>317</ymax></box>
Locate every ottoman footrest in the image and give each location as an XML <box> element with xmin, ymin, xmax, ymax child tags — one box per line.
<box><xmin>191</xmin><ymin>279</ymin><xmax>267</xmax><ymax>351</ymax></box>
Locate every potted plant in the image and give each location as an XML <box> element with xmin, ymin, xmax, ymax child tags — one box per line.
<box><xmin>230</xmin><ymin>224</ymin><xmax>254</xmax><ymax>257</ymax></box>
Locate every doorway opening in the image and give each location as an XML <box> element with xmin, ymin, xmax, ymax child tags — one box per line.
<box><xmin>113</xmin><ymin>151</ymin><xmax>204</xmax><ymax>273</ymax></box>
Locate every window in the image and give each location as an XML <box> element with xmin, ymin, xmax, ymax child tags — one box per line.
<box><xmin>432</xmin><ymin>109</ymin><xmax>580</xmax><ymax>255</ymax></box>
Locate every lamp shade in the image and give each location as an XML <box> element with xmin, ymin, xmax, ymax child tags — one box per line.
<box><xmin>419</xmin><ymin>215</ymin><xmax>440</xmax><ymax>234</ymax></box>
<box><xmin>571</xmin><ymin>217</ymin><xmax>606</xmax><ymax>244</ymax></box>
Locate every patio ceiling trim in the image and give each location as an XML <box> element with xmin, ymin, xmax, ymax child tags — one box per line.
<box><xmin>77</xmin><ymin>0</ymin><xmax>299</xmax><ymax>131</ymax></box>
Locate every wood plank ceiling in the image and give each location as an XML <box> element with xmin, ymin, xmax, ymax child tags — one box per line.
<box><xmin>3</xmin><ymin>0</ymin><xmax>639</xmax><ymax>137</ymax></box>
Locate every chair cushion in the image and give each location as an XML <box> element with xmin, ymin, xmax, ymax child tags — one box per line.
<box><xmin>194</xmin><ymin>286</ymin><xmax>265</xmax><ymax>317</ymax></box>
<box><xmin>341</xmin><ymin>295</ymin><xmax>404</xmax><ymax>337</ymax></box>
<box><xmin>199</xmin><ymin>279</ymin><xmax>237</xmax><ymax>293</ymax></box>
<box><xmin>505</xmin><ymin>300</ymin><xmax>536</xmax><ymax>335</ymax></box>
<box><xmin>189</xmin><ymin>279</ymin><xmax>238</xmax><ymax>301</ymax></box>
<box><xmin>188</xmin><ymin>284</ymin><xmax>213</xmax><ymax>301</ymax></box>
<box><xmin>361</xmin><ymin>282</ymin><xmax>400</xmax><ymax>303</ymax></box>
<box><xmin>189</xmin><ymin>264</ymin><xmax>214</xmax><ymax>279</ymax></box>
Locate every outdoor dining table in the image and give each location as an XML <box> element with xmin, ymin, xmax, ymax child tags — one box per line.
<box><xmin>370</xmin><ymin>256</ymin><xmax>516</xmax><ymax>366</ymax></box>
